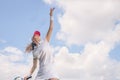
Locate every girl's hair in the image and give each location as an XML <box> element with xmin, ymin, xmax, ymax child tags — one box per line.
<box><xmin>25</xmin><ymin>36</ymin><xmax>36</xmax><ymax>53</ymax></box>
<box><xmin>25</xmin><ymin>43</ymin><xmax>32</xmax><ymax>53</ymax></box>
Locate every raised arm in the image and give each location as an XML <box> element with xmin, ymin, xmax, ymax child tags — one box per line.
<box><xmin>45</xmin><ymin>8</ymin><xmax>55</xmax><ymax>42</ymax></box>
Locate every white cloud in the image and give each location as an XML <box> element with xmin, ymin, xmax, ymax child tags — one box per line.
<box><xmin>0</xmin><ymin>47</ymin><xmax>38</xmax><ymax>80</ymax></box>
<box><xmin>44</xmin><ymin>0</ymin><xmax>53</xmax><ymax>4</ymax></box>
<box><xmin>3</xmin><ymin>47</ymin><xmax>23</xmax><ymax>55</ymax></box>
<box><xmin>2</xmin><ymin>47</ymin><xmax>24</xmax><ymax>62</ymax></box>
<box><xmin>54</xmin><ymin>32</ymin><xmax>120</xmax><ymax>80</ymax></box>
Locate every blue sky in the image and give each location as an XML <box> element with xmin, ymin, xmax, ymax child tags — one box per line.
<box><xmin>110</xmin><ymin>43</ymin><xmax>120</xmax><ymax>61</ymax></box>
<box><xmin>0</xmin><ymin>0</ymin><xmax>120</xmax><ymax>80</ymax></box>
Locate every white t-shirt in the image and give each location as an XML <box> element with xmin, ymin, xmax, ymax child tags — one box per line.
<box><xmin>32</xmin><ymin>39</ymin><xmax>59</xmax><ymax>80</ymax></box>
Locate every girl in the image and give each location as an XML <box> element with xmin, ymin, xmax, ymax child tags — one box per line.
<box><xmin>24</xmin><ymin>8</ymin><xmax>59</xmax><ymax>80</ymax></box>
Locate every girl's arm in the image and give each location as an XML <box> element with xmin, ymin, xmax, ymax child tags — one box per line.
<box><xmin>24</xmin><ymin>58</ymin><xmax>38</xmax><ymax>80</ymax></box>
<box><xmin>30</xmin><ymin>58</ymin><xmax>38</xmax><ymax>75</ymax></box>
<box><xmin>45</xmin><ymin>8</ymin><xmax>55</xmax><ymax>42</ymax></box>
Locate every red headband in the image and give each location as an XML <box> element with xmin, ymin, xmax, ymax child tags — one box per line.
<box><xmin>33</xmin><ymin>31</ymin><xmax>40</xmax><ymax>36</ymax></box>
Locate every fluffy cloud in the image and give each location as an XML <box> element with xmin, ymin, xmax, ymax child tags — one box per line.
<box><xmin>2</xmin><ymin>47</ymin><xmax>24</xmax><ymax>62</ymax></box>
<box><xmin>54</xmin><ymin>24</ymin><xmax>120</xmax><ymax>80</ymax></box>
<box><xmin>0</xmin><ymin>47</ymin><xmax>37</xmax><ymax>80</ymax></box>
<box><xmin>56</xmin><ymin>27</ymin><xmax>120</xmax><ymax>80</ymax></box>
<box><xmin>55</xmin><ymin>46</ymin><xmax>120</xmax><ymax>80</ymax></box>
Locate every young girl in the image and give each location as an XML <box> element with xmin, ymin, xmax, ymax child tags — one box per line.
<box><xmin>24</xmin><ymin>8</ymin><xmax>59</xmax><ymax>80</ymax></box>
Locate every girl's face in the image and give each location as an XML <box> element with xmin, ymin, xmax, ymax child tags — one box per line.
<box><xmin>32</xmin><ymin>34</ymin><xmax>40</xmax><ymax>44</ymax></box>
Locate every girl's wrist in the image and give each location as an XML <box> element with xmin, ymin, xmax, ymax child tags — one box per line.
<box><xmin>27</xmin><ymin>73</ymin><xmax>32</xmax><ymax>77</ymax></box>
<box><xmin>50</xmin><ymin>16</ymin><xmax>53</xmax><ymax>21</ymax></box>
<box><xmin>26</xmin><ymin>74</ymin><xmax>32</xmax><ymax>79</ymax></box>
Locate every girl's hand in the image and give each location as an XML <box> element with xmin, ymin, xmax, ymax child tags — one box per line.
<box><xmin>50</xmin><ymin>8</ymin><xmax>55</xmax><ymax>16</ymax></box>
<box><xmin>24</xmin><ymin>75</ymin><xmax>32</xmax><ymax>80</ymax></box>
<box><xmin>24</xmin><ymin>76</ymin><xmax>28</xmax><ymax>80</ymax></box>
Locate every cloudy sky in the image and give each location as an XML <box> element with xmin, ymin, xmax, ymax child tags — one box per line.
<box><xmin>0</xmin><ymin>0</ymin><xmax>120</xmax><ymax>80</ymax></box>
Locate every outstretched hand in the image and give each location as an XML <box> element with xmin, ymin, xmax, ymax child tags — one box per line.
<box><xmin>50</xmin><ymin>8</ymin><xmax>55</xmax><ymax>16</ymax></box>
